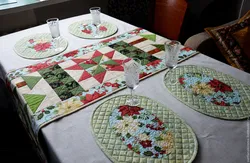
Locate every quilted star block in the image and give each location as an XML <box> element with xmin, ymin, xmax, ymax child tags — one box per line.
<box><xmin>62</xmin><ymin>49</ymin><xmax>127</xmax><ymax>90</ymax></box>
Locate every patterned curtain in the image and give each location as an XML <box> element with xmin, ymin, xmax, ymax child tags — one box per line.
<box><xmin>108</xmin><ymin>0</ymin><xmax>155</xmax><ymax>30</ymax></box>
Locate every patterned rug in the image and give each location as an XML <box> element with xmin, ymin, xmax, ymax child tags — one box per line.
<box><xmin>68</xmin><ymin>20</ymin><xmax>118</xmax><ymax>39</ymax></box>
<box><xmin>14</xmin><ymin>33</ymin><xmax>68</xmax><ymax>59</ymax></box>
<box><xmin>92</xmin><ymin>95</ymin><xmax>198</xmax><ymax>163</ymax></box>
<box><xmin>164</xmin><ymin>65</ymin><xmax>250</xmax><ymax>120</ymax></box>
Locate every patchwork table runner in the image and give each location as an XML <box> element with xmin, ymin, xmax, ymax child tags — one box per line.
<box><xmin>14</xmin><ymin>33</ymin><xmax>68</xmax><ymax>59</ymax></box>
<box><xmin>69</xmin><ymin>20</ymin><xmax>118</xmax><ymax>39</ymax></box>
<box><xmin>164</xmin><ymin>65</ymin><xmax>250</xmax><ymax>120</ymax></box>
<box><xmin>7</xmin><ymin>28</ymin><xmax>198</xmax><ymax>162</ymax></box>
<box><xmin>92</xmin><ymin>95</ymin><xmax>198</xmax><ymax>163</ymax></box>
<box><xmin>7</xmin><ymin>28</ymin><xmax>198</xmax><ymax>134</ymax></box>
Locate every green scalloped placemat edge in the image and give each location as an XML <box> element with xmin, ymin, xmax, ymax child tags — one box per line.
<box><xmin>91</xmin><ymin>95</ymin><xmax>198</xmax><ymax>163</ymax></box>
<box><xmin>163</xmin><ymin>65</ymin><xmax>250</xmax><ymax>120</ymax></box>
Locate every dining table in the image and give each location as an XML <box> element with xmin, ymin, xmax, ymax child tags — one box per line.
<box><xmin>0</xmin><ymin>13</ymin><xmax>250</xmax><ymax>163</ymax></box>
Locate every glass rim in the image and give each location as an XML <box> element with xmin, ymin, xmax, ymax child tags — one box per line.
<box><xmin>46</xmin><ymin>18</ymin><xmax>59</xmax><ymax>23</ymax></box>
<box><xmin>90</xmin><ymin>7</ymin><xmax>101</xmax><ymax>11</ymax></box>
<box><xmin>164</xmin><ymin>40</ymin><xmax>181</xmax><ymax>46</ymax></box>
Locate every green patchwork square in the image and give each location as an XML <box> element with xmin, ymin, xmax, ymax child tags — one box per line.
<box><xmin>40</xmin><ymin>65</ymin><xmax>84</xmax><ymax>101</ymax></box>
<box><xmin>59</xmin><ymin>91</ymin><xmax>74</xmax><ymax>101</ymax></box>
<box><xmin>126</xmin><ymin>46</ymin><xmax>137</xmax><ymax>51</ymax></box>
<box><xmin>65</xmin><ymin>81</ymin><xmax>80</xmax><ymax>90</ymax></box>
<box><xmin>38</xmin><ymin>68</ymin><xmax>51</xmax><ymax>76</ymax></box>
<box><xmin>45</xmin><ymin>75</ymin><xmax>58</xmax><ymax>84</ymax></box>
<box><xmin>53</xmin><ymin>67</ymin><xmax>64</xmax><ymax>75</ymax></box>
<box><xmin>54</xmin><ymin>85</ymin><xmax>67</xmax><ymax>95</ymax></box>
<box><xmin>70</xmin><ymin>86</ymin><xmax>85</xmax><ymax>96</ymax></box>
<box><xmin>115</xmin><ymin>46</ymin><xmax>125</xmax><ymax>52</ymax></box>
<box><xmin>55</xmin><ymin>71</ymin><xmax>69</xmax><ymax>80</ymax></box>
<box><xmin>61</xmin><ymin>77</ymin><xmax>74</xmax><ymax>85</ymax></box>
<box><xmin>42</xmin><ymin>71</ymin><xmax>56</xmax><ymax>79</ymax></box>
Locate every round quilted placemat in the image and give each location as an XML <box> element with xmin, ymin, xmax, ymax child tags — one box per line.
<box><xmin>91</xmin><ymin>95</ymin><xmax>198</xmax><ymax>163</ymax></box>
<box><xmin>164</xmin><ymin>65</ymin><xmax>250</xmax><ymax>120</ymax></box>
<box><xmin>68</xmin><ymin>20</ymin><xmax>118</xmax><ymax>39</ymax></box>
<box><xmin>14</xmin><ymin>33</ymin><xmax>68</xmax><ymax>59</ymax></box>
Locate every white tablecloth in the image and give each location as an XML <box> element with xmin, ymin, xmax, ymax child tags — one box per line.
<box><xmin>0</xmin><ymin>13</ymin><xmax>135</xmax><ymax>79</ymax></box>
<box><xmin>1</xmin><ymin>14</ymin><xmax>250</xmax><ymax>163</ymax></box>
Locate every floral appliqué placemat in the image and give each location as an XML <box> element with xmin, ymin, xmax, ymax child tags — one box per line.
<box><xmin>68</xmin><ymin>20</ymin><xmax>118</xmax><ymax>39</ymax></box>
<box><xmin>92</xmin><ymin>95</ymin><xmax>198</xmax><ymax>163</ymax></box>
<box><xmin>14</xmin><ymin>33</ymin><xmax>68</xmax><ymax>59</ymax></box>
<box><xmin>164</xmin><ymin>65</ymin><xmax>250</xmax><ymax>120</ymax></box>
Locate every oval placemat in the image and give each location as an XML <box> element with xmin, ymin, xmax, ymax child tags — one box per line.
<box><xmin>14</xmin><ymin>33</ymin><xmax>68</xmax><ymax>59</ymax></box>
<box><xmin>68</xmin><ymin>20</ymin><xmax>118</xmax><ymax>39</ymax></box>
<box><xmin>91</xmin><ymin>95</ymin><xmax>198</xmax><ymax>163</ymax></box>
<box><xmin>164</xmin><ymin>65</ymin><xmax>250</xmax><ymax>120</ymax></box>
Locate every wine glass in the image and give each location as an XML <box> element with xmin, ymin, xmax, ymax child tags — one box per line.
<box><xmin>47</xmin><ymin>18</ymin><xmax>63</xmax><ymax>51</ymax></box>
<box><xmin>123</xmin><ymin>58</ymin><xmax>141</xmax><ymax>106</ymax></box>
<box><xmin>164</xmin><ymin>40</ymin><xmax>181</xmax><ymax>84</ymax></box>
<box><xmin>89</xmin><ymin>7</ymin><xmax>101</xmax><ymax>37</ymax></box>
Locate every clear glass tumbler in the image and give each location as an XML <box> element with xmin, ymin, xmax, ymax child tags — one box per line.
<box><xmin>47</xmin><ymin>18</ymin><xmax>62</xmax><ymax>51</ymax></box>
<box><xmin>164</xmin><ymin>40</ymin><xmax>181</xmax><ymax>69</ymax></box>
<box><xmin>164</xmin><ymin>40</ymin><xmax>181</xmax><ymax>84</ymax></box>
<box><xmin>89</xmin><ymin>7</ymin><xmax>101</xmax><ymax>37</ymax></box>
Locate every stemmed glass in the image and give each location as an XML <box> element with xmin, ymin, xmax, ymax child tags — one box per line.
<box><xmin>164</xmin><ymin>40</ymin><xmax>182</xmax><ymax>84</ymax></box>
<box><xmin>89</xmin><ymin>7</ymin><xmax>101</xmax><ymax>37</ymax></box>
<box><xmin>123</xmin><ymin>58</ymin><xmax>141</xmax><ymax>106</ymax></box>
<box><xmin>47</xmin><ymin>18</ymin><xmax>63</xmax><ymax>51</ymax></box>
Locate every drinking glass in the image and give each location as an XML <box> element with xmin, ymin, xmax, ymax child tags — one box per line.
<box><xmin>47</xmin><ymin>18</ymin><xmax>62</xmax><ymax>51</ymax></box>
<box><xmin>123</xmin><ymin>58</ymin><xmax>141</xmax><ymax>106</ymax></box>
<box><xmin>164</xmin><ymin>40</ymin><xmax>181</xmax><ymax>84</ymax></box>
<box><xmin>89</xmin><ymin>7</ymin><xmax>101</xmax><ymax>37</ymax></box>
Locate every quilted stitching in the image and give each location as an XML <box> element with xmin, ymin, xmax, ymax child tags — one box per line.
<box><xmin>91</xmin><ymin>95</ymin><xmax>198</xmax><ymax>163</ymax></box>
<box><xmin>164</xmin><ymin>65</ymin><xmax>250</xmax><ymax>120</ymax></box>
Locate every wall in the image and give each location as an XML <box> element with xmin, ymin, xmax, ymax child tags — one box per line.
<box><xmin>0</xmin><ymin>0</ymin><xmax>109</xmax><ymax>36</ymax></box>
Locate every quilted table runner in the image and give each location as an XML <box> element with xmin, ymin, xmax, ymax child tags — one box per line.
<box><xmin>92</xmin><ymin>95</ymin><xmax>198</xmax><ymax>163</ymax></box>
<box><xmin>164</xmin><ymin>65</ymin><xmax>250</xmax><ymax>120</ymax></box>
<box><xmin>7</xmin><ymin>28</ymin><xmax>198</xmax><ymax>134</ymax></box>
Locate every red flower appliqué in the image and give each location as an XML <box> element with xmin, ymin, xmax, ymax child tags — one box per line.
<box><xmin>104</xmin><ymin>82</ymin><xmax>112</xmax><ymax>87</ymax></box>
<box><xmin>34</xmin><ymin>42</ymin><xmax>51</xmax><ymax>52</ymax></box>
<box><xmin>82</xmin><ymin>29</ymin><xmax>92</xmax><ymax>34</ymax></box>
<box><xmin>27</xmin><ymin>61</ymin><xmax>54</xmax><ymax>72</ymax></box>
<box><xmin>179</xmin><ymin>77</ymin><xmax>185</xmax><ymax>84</ymax></box>
<box><xmin>181</xmin><ymin>47</ymin><xmax>192</xmax><ymax>52</ymax></box>
<box><xmin>127</xmin><ymin>144</ymin><xmax>133</xmax><ymax>149</ymax></box>
<box><xmin>146</xmin><ymin>124</ymin><xmax>165</xmax><ymax>131</ymax></box>
<box><xmin>99</xmin><ymin>26</ymin><xmax>107</xmax><ymax>31</ymax></box>
<box><xmin>208</xmin><ymin>79</ymin><xmax>233</xmax><ymax>92</ymax></box>
<box><xmin>139</xmin><ymin>72</ymin><xmax>149</xmax><ymax>79</ymax></box>
<box><xmin>140</xmin><ymin>140</ymin><xmax>152</xmax><ymax>148</ymax></box>
<box><xmin>64</xmin><ymin>50</ymin><xmax>79</xmax><ymax>58</ymax></box>
<box><xmin>82</xmin><ymin>91</ymin><xmax>106</xmax><ymax>104</ymax></box>
<box><xmin>29</xmin><ymin>39</ymin><xmax>34</xmax><ymax>44</ymax></box>
<box><xmin>146</xmin><ymin>60</ymin><xmax>161</xmax><ymax>67</ymax></box>
<box><xmin>118</xmin><ymin>105</ymin><xmax>142</xmax><ymax>117</ymax></box>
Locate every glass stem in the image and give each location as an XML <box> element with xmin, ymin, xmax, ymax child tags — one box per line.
<box><xmin>130</xmin><ymin>89</ymin><xmax>133</xmax><ymax>100</ymax></box>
